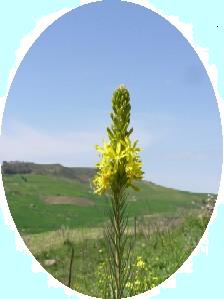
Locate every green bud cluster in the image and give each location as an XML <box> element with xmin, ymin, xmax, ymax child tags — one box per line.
<box><xmin>107</xmin><ymin>84</ymin><xmax>133</xmax><ymax>143</ymax></box>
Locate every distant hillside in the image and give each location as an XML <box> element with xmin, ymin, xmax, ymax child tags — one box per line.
<box><xmin>1</xmin><ymin>161</ymin><xmax>96</xmax><ymax>183</ymax></box>
<box><xmin>2</xmin><ymin>161</ymin><xmax>213</xmax><ymax>234</ymax></box>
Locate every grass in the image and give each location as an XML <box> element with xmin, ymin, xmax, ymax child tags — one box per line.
<box><xmin>31</xmin><ymin>214</ymin><xmax>209</xmax><ymax>297</ymax></box>
<box><xmin>23</xmin><ymin>227</ymin><xmax>104</xmax><ymax>255</ymax></box>
<box><xmin>3</xmin><ymin>173</ymin><xmax>208</xmax><ymax>234</ymax></box>
<box><xmin>2</xmin><ymin>169</ymin><xmax>213</xmax><ymax>297</ymax></box>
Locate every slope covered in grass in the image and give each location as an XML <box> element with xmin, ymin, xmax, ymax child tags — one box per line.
<box><xmin>2</xmin><ymin>163</ymin><xmax>209</xmax><ymax>234</ymax></box>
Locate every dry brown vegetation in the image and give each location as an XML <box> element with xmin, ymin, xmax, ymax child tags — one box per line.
<box><xmin>43</xmin><ymin>196</ymin><xmax>95</xmax><ymax>206</ymax></box>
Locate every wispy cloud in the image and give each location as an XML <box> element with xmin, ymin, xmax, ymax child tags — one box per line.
<box><xmin>0</xmin><ymin>120</ymin><xmax>155</xmax><ymax>167</ymax></box>
<box><xmin>0</xmin><ymin>121</ymin><xmax>104</xmax><ymax>166</ymax></box>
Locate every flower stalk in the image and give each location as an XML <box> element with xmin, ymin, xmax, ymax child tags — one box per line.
<box><xmin>93</xmin><ymin>85</ymin><xmax>143</xmax><ymax>299</ymax></box>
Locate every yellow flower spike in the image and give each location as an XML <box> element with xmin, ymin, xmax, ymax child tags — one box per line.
<box><xmin>93</xmin><ymin>86</ymin><xmax>144</xmax><ymax>299</ymax></box>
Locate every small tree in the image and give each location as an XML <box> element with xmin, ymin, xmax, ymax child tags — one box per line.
<box><xmin>93</xmin><ymin>85</ymin><xmax>143</xmax><ymax>299</ymax></box>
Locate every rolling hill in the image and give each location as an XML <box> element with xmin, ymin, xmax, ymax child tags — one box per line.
<box><xmin>1</xmin><ymin>161</ymin><xmax>211</xmax><ymax>234</ymax></box>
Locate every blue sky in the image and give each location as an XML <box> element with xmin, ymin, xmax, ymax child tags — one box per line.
<box><xmin>0</xmin><ymin>1</ymin><xmax>222</xmax><ymax>193</ymax></box>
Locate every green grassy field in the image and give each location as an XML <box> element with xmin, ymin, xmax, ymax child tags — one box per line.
<box><xmin>3</xmin><ymin>172</ymin><xmax>208</xmax><ymax>234</ymax></box>
<box><xmin>27</xmin><ymin>214</ymin><xmax>209</xmax><ymax>297</ymax></box>
<box><xmin>2</xmin><ymin>163</ymin><xmax>214</xmax><ymax>297</ymax></box>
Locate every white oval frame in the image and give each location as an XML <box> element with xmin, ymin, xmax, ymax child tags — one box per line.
<box><xmin>0</xmin><ymin>0</ymin><xmax>223</xmax><ymax>298</ymax></box>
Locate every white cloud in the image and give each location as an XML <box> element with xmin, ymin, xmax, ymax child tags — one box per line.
<box><xmin>0</xmin><ymin>120</ymin><xmax>155</xmax><ymax>167</ymax></box>
<box><xmin>0</xmin><ymin>121</ymin><xmax>105</xmax><ymax>166</ymax></box>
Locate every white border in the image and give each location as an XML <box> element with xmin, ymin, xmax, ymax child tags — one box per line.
<box><xmin>0</xmin><ymin>0</ymin><xmax>223</xmax><ymax>298</ymax></box>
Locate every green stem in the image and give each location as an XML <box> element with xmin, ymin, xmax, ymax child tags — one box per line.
<box><xmin>107</xmin><ymin>180</ymin><xmax>129</xmax><ymax>299</ymax></box>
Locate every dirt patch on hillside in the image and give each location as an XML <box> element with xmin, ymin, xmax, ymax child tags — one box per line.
<box><xmin>43</xmin><ymin>196</ymin><xmax>95</xmax><ymax>206</ymax></box>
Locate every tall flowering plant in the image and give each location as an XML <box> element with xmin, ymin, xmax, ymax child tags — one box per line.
<box><xmin>93</xmin><ymin>85</ymin><xmax>143</xmax><ymax>299</ymax></box>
